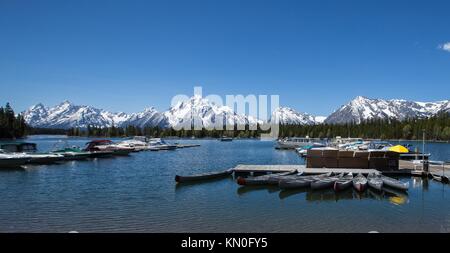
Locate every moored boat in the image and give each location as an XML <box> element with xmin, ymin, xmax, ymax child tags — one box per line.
<box><xmin>237</xmin><ymin>170</ymin><xmax>298</xmax><ymax>186</ymax></box>
<box><xmin>0</xmin><ymin>150</ymin><xmax>31</xmax><ymax>168</ymax></box>
<box><xmin>311</xmin><ymin>173</ymin><xmax>344</xmax><ymax>190</ymax></box>
<box><xmin>27</xmin><ymin>153</ymin><xmax>66</xmax><ymax>164</ymax></box>
<box><xmin>0</xmin><ymin>142</ymin><xmax>65</xmax><ymax>164</ymax></box>
<box><xmin>84</xmin><ymin>140</ymin><xmax>134</xmax><ymax>156</ymax></box>
<box><xmin>352</xmin><ymin>173</ymin><xmax>368</xmax><ymax>192</ymax></box>
<box><xmin>380</xmin><ymin>175</ymin><xmax>409</xmax><ymax>191</ymax></box>
<box><xmin>52</xmin><ymin>142</ymin><xmax>92</xmax><ymax>160</ymax></box>
<box><xmin>265</xmin><ymin>170</ymin><xmax>300</xmax><ymax>184</ymax></box>
<box><xmin>367</xmin><ymin>173</ymin><xmax>383</xmax><ymax>191</ymax></box>
<box><xmin>219</xmin><ymin>137</ymin><xmax>233</xmax><ymax>142</ymax></box>
<box><xmin>117</xmin><ymin>139</ymin><xmax>149</xmax><ymax>152</ymax></box>
<box><xmin>148</xmin><ymin>138</ymin><xmax>177</xmax><ymax>151</ymax></box>
<box><xmin>276</xmin><ymin>137</ymin><xmax>324</xmax><ymax>150</ymax></box>
<box><xmin>333</xmin><ymin>172</ymin><xmax>353</xmax><ymax>191</ymax></box>
<box><xmin>175</xmin><ymin>169</ymin><xmax>233</xmax><ymax>183</ymax></box>
<box><xmin>278</xmin><ymin>173</ymin><xmax>330</xmax><ymax>190</ymax></box>
<box><xmin>278</xmin><ymin>178</ymin><xmax>313</xmax><ymax>189</ymax></box>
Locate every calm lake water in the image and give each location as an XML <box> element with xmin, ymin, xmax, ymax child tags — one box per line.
<box><xmin>0</xmin><ymin>136</ymin><xmax>450</xmax><ymax>232</ymax></box>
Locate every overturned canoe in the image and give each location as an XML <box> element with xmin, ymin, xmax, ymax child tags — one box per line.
<box><xmin>175</xmin><ymin>169</ymin><xmax>233</xmax><ymax>183</ymax></box>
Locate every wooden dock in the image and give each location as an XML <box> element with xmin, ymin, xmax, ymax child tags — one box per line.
<box><xmin>399</xmin><ymin>160</ymin><xmax>450</xmax><ymax>179</ymax></box>
<box><xmin>175</xmin><ymin>144</ymin><xmax>201</xmax><ymax>148</ymax></box>
<box><xmin>233</xmin><ymin>164</ymin><xmax>381</xmax><ymax>175</ymax></box>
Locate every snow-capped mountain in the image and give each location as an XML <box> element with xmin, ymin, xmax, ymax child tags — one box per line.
<box><xmin>272</xmin><ymin>107</ymin><xmax>323</xmax><ymax>125</ymax></box>
<box><xmin>23</xmin><ymin>100</ymin><xmax>130</xmax><ymax>129</ymax></box>
<box><xmin>23</xmin><ymin>97</ymin><xmax>264</xmax><ymax>129</ymax></box>
<box><xmin>164</xmin><ymin>95</ymin><xmax>259</xmax><ymax>129</ymax></box>
<box><xmin>25</xmin><ymin>96</ymin><xmax>448</xmax><ymax>129</ymax></box>
<box><xmin>325</xmin><ymin>96</ymin><xmax>450</xmax><ymax>124</ymax></box>
<box><xmin>122</xmin><ymin>107</ymin><xmax>168</xmax><ymax>128</ymax></box>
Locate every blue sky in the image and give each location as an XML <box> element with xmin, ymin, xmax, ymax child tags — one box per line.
<box><xmin>1</xmin><ymin>0</ymin><xmax>449</xmax><ymax>116</ymax></box>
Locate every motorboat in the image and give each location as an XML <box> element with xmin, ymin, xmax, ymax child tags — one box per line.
<box><xmin>117</xmin><ymin>138</ymin><xmax>151</xmax><ymax>151</ymax></box>
<box><xmin>51</xmin><ymin>140</ymin><xmax>92</xmax><ymax>160</ymax></box>
<box><xmin>84</xmin><ymin>140</ymin><xmax>134</xmax><ymax>156</ymax></box>
<box><xmin>219</xmin><ymin>137</ymin><xmax>233</xmax><ymax>142</ymax></box>
<box><xmin>0</xmin><ymin>149</ymin><xmax>31</xmax><ymax>168</ymax></box>
<box><xmin>276</xmin><ymin>136</ymin><xmax>325</xmax><ymax>150</ymax></box>
<box><xmin>148</xmin><ymin>138</ymin><xmax>177</xmax><ymax>151</ymax></box>
<box><xmin>0</xmin><ymin>142</ymin><xmax>65</xmax><ymax>164</ymax></box>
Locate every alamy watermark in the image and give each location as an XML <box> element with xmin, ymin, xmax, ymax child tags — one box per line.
<box><xmin>170</xmin><ymin>87</ymin><xmax>280</xmax><ymax>139</ymax></box>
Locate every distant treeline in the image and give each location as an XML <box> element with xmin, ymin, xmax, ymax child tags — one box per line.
<box><xmin>279</xmin><ymin>113</ymin><xmax>450</xmax><ymax>141</ymax></box>
<box><xmin>55</xmin><ymin>113</ymin><xmax>450</xmax><ymax>141</ymax></box>
<box><xmin>0</xmin><ymin>103</ymin><xmax>27</xmax><ymax>139</ymax></box>
<box><xmin>65</xmin><ymin>125</ymin><xmax>266</xmax><ymax>138</ymax></box>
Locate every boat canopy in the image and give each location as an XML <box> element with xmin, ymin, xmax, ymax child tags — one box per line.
<box><xmin>388</xmin><ymin>145</ymin><xmax>409</xmax><ymax>153</ymax></box>
<box><xmin>85</xmin><ymin>140</ymin><xmax>113</xmax><ymax>145</ymax></box>
<box><xmin>0</xmin><ymin>142</ymin><xmax>37</xmax><ymax>152</ymax></box>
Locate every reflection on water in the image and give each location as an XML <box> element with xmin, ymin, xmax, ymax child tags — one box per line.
<box><xmin>237</xmin><ymin>185</ymin><xmax>280</xmax><ymax>196</ymax></box>
<box><xmin>276</xmin><ymin>187</ymin><xmax>410</xmax><ymax>205</ymax></box>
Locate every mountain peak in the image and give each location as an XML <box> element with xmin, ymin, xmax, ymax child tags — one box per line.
<box><xmin>143</xmin><ymin>106</ymin><xmax>157</xmax><ymax>112</ymax></box>
<box><xmin>273</xmin><ymin>106</ymin><xmax>318</xmax><ymax>125</ymax></box>
<box><xmin>325</xmin><ymin>97</ymin><xmax>450</xmax><ymax>124</ymax></box>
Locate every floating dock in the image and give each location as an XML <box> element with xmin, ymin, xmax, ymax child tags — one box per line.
<box><xmin>233</xmin><ymin>164</ymin><xmax>392</xmax><ymax>175</ymax></box>
<box><xmin>175</xmin><ymin>144</ymin><xmax>201</xmax><ymax>148</ymax></box>
<box><xmin>399</xmin><ymin>160</ymin><xmax>450</xmax><ymax>179</ymax></box>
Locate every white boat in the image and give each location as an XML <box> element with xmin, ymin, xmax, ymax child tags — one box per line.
<box><xmin>276</xmin><ymin>137</ymin><xmax>324</xmax><ymax>150</ymax></box>
<box><xmin>117</xmin><ymin>139</ymin><xmax>151</xmax><ymax>151</ymax></box>
<box><xmin>84</xmin><ymin>140</ymin><xmax>135</xmax><ymax>156</ymax></box>
<box><xmin>26</xmin><ymin>153</ymin><xmax>65</xmax><ymax>164</ymax></box>
<box><xmin>0</xmin><ymin>142</ymin><xmax>65</xmax><ymax>164</ymax></box>
<box><xmin>0</xmin><ymin>150</ymin><xmax>31</xmax><ymax>168</ymax></box>
<box><xmin>148</xmin><ymin>138</ymin><xmax>177</xmax><ymax>151</ymax></box>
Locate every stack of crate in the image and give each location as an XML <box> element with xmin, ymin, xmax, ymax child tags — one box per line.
<box><xmin>306</xmin><ymin>148</ymin><xmax>399</xmax><ymax>171</ymax></box>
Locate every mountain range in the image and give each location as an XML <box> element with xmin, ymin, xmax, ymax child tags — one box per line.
<box><xmin>23</xmin><ymin>96</ymin><xmax>450</xmax><ymax>129</ymax></box>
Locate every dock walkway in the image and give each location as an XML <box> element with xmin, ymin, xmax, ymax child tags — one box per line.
<box><xmin>399</xmin><ymin>160</ymin><xmax>450</xmax><ymax>178</ymax></box>
<box><xmin>233</xmin><ymin>164</ymin><xmax>381</xmax><ymax>175</ymax></box>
